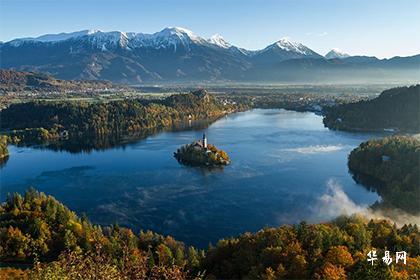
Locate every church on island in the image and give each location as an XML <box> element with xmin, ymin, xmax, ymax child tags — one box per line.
<box><xmin>174</xmin><ymin>133</ymin><xmax>230</xmax><ymax>166</ymax></box>
<box><xmin>193</xmin><ymin>133</ymin><xmax>208</xmax><ymax>150</ymax></box>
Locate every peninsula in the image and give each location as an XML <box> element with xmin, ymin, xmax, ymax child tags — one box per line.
<box><xmin>174</xmin><ymin>134</ymin><xmax>230</xmax><ymax>166</ymax></box>
<box><xmin>323</xmin><ymin>85</ymin><xmax>420</xmax><ymax>132</ymax></box>
<box><xmin>0</xmin><ymin>88</ymin><xmax>237</xmax><ymax>146</ymax></box>
<box><xmin>348</xmin><ymin>135</ymin><xmax>420</xmax><ymax>213</ymax></box>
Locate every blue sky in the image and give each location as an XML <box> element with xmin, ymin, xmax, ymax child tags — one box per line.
<box><xmin>1</xmin><ymin>0</ymin><xmax>419</xmax><ymax>58</ymax></box>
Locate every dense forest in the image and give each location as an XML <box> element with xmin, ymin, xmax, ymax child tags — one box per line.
<box><xmin>0</xmin><ymin>189</ymin><xmax>204</xmax><ymax>279</ymax></box>
<box><xmin>1</xmin><ymin>190</ymin><xmax>419</xmax><ymax>279</ymax></box>
<box><xmin>0</xmin><ymin>89</ymin><xmax>236</xmax><ymax>144</ymax></box>
<box><xmin>348</xmin><ymin>136</ymin><xmax>420</xmax><ymax>214</ymax></box>
<box><xmin>323</xmin><ymin>85</ymin><xmax>420</xmax><ymax>132</ymax></box>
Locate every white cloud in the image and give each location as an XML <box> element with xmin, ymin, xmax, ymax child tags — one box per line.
<box><xmin>306</xmin><ymin>31</ymin><xmax>328</xmax><ymax>37</ymax></box>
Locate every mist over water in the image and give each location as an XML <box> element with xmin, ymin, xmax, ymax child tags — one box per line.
<box><xmin>313</xmin><ymin>179</ymin><xmax>420</xmax><ymax>226</ymax></box>
<box><xmin>312</xmin><ymin>179</ymin><xmax>370</xmax><ymax>219</ymax></box>
<box><xmin>0</xmin><ymin>109</ymin><xmax>392</xmax><ymax>247</ymax></box>
<box><xmin>282</xmin><ymin>145</ymin><xmax>346</xmax><ymax>154</ymax></box>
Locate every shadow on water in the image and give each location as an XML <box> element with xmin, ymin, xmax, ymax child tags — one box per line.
<box><xmin>0</xmin><ymin>156</ymin><xmax>9</xmax><ymax>169</ymax></box>
<box><xmin>178</xmin><ymin>163</ymin><xmax>226</xmax><ymax>175</ymax></box>
<box><xmin>349</xmin><ymin>169</ymin><xmax>386</xmax><ymax>193</ymax></box>
<box><xmin>348</xmin><ymin>167</ymin><xmax>419</xmax><ymax>214</ymax></box>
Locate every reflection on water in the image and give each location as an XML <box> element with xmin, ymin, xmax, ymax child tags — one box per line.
<box><xmin>0</xmin><ymin>156</ymin><xmax>9</xmax><ymax>169</ymax></box>
<box><xmin>11</xmin><ymin>119</ymin><xmax>216</xmax><ymax>154</ymax></box>
<box><xmin>1</xmin><ymin>109</ymin><xmax>382</xmax><ymax>248</ymax></box>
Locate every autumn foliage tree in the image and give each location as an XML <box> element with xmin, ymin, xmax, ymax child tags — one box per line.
<box><xmin>1</xmin><ymin>190</ymin><xmax>419</xmax><ymax>279</ymax></box>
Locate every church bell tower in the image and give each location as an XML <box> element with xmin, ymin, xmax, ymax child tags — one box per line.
<box><xmin>202</xmin><ymin>133</ymin><xmax>207</xmax><ymax>149</ymax></box>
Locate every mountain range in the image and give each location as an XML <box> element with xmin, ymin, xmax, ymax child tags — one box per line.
<box><xmin>0</xmin><ymin>27</ymin><xmax>419</xmax><ymax>84</ymax></box>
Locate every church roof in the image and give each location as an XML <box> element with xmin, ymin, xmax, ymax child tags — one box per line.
<box><xmin>193</xmin><ymin>140</ymin><xmax>204</xmax><ymax>147</ymax></box>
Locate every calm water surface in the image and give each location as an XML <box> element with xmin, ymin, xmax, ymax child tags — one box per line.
<box><xmin>0</xmin><ymin>109</ymin><xmax>381</xmax><ymax>247</ymax></box>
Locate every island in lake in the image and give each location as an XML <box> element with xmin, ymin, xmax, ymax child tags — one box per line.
<box><xmin>174</xmin><ymin>133</ymin><xmax>231</xmax><ymax>166</ymax></box>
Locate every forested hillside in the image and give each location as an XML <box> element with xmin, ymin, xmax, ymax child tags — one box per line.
<box><xmin>1</xmin><ymin>190</ymin><xmax>419</xmax><ymax>279</ymax></box>
<box><xmin>0</xmin><ymin>189</ymin><xmax>202</xmax><ymax>279</ymax></box>
<box><xmin>0</xmin><ymin>70</ymin><xmax>114</xmax><ymax>93</ymax></box>
<box><xmin>348</xmin><ymin>136</ymin><xmax>420</xmax><ymax>213</ymax></box>
<box><xmin>323</xmin><ymin>85</ymin><xmax>420</xmax><ymax>132</ymax></box>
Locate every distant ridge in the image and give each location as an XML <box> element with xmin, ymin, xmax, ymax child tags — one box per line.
<box><xmin>325</xmin><ymin>49</ymin><xmax>350</xmax><ymax>59</ymax></box>
<box><xmin>0</xmin><ymin>69</ymin><xmax>114</xmax><ymax>93</ymax></box>
<box><xmin>1</xmin><ymin>27</ymin><xmax>419</xmax><ymax>84</ymax></box>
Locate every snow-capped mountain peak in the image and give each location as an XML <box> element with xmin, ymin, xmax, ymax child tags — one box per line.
<box><xmin>17</xmin><ymin>30</ymin><xmax>100</xmax><ymax>43</ymax></box>
<box><xmin>85</xmin><ymin>31</ymin><xmax>131</xmax><ymax>49</ymax></box>
<box><xmin>6</xmin><ymin>28</ymin><xmax>322</xmax><ymax>57</ymax></box>
<box><xmin>252</xmin><ymin>37</ymin><xmax>321</xmax><ymax>59</ymax></box>
<box><xmin>325</xmin><ymin>48</ymin><xmax>350</xmax><ymax>59</ymax></box>
<box><xmin>208</xmin><ymin>34</ymin><xmax>231</xmax><ymax>48</ymax></box>
<box><xmin>130</xmin><ymin>27</ymin><xmax>208</xmax><ymax>50</ymax></box>
<box><xmin>7</xmin><ymin>29</ymin><xmax>132</xmax><ymax>48</ymax></box>
<box><xmin>273</xmin><ymin>37</ymin><xmax>309</xmax><ymax>54</ymax></box>
<box><xmin>157</xmin><ymin>27</ymin><xmax>200</xmax><ymax>41</ymax></box>
<box><xmin>8</xmin><ymin>27</ymin><xmax>210</xmax><ymax>50</ymax></box>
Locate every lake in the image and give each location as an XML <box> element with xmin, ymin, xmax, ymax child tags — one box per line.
<box><xmin>0</xmin><ymin>109</ymin><xmax>382</xmax><ymax>248</ymax></box>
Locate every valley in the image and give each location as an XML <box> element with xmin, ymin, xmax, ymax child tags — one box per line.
<box><xmin>1</xmin><ymin>1</ymin><xmax>419</xmax><ymax>278</ymax></box>
<box><xmin>1</xmin><ymin>74</ymin><xmax>419</xmax><ymax>279</ymax></box>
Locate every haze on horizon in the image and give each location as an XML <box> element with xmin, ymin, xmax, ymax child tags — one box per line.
<box><xmin>0</xmin><ymin>0</ymin><xmax>419</xmax><ymax>59</ymax></box>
